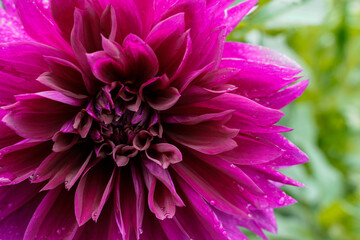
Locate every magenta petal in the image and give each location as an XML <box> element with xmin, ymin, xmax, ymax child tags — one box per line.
<box><xmin>0</xmin><ymin>7</ymin><xmax>30</xmax><ymax>43</ymax></box>
<box><xmin>86</xmin><ymin>51</ymin><xmax>127</xmax><ymax>84</ymax></box>
<box><xmin>49</xmin><ymin>0</ymin><xmax>79</xmax><ymax>42</ymax></box>
<box><xmin>173</xmin><ymin>161</ymin><xmax>250</xmax><ymax>218</ymax></box>
<box><xmin>24</xmin><ymin>187</ymin><xmax>79</xmax><ymax>240</ymax></box>
<box><xmin>143</xmin><ymin>160</ymin><xmax>184</xmax><ymax>220</ymax></box>
<box><xmin>177</xmin><ymin>178</ymin><xmax>234</xmax><ymax>240</ymax></box>
<box><xmin>123</xmin><ymin>34</ymin><xmax>159</xmax><ymax>82</ymax></box>
<box><xmin>202</xmin><ymin>93</ymin><xmax>284</xmax><ymax>125</ymax></box>
<box><xmin>140</xmin><ymin>76</ymin><xmax>181</xmax><ymax>110</ymax></box>
<box><xmin>164</xmin><ymin>109</ymin><xmax>234</xmax><ymax>125</ymax></box>
<box><xmin>259</xmin><ymin>79</ymin><xmax>309</xmax><ymax>110</ymax></box>
<box><xmin>72</xmin><ymin>201</ymin><xmax>120</xmax><ymax>240</ymax></box>
<box><xmin>0</xmin><ymin>190</ymin><xmax>45</xmax><ymax>240</ymax></box>
<box><xmin>223</xmin><ymin>42</ymin><xmax>301</xmax><ymax>70</ymax></box>
<box><xmin>214</xmin><ymin>209</ymin><xmax>263</xmax><ymax>240</ymax></box>
<box><xmin>140</xmin><ymin>208</ymin><xmax>168</xmax><ymax>240</ymax></box>
<box><xmin>3</xmin><ymin>95</ymin><xmax>78</xmax><ymax>140</ymax></box>
<box><xmin>159</xmin><ymin>218</ymin><xmax>189</xmax><ymax>240</ymax></box>
<box><xmin>219</xmin><ymin>135</ymin><xmax>283</xmax><ymax>165</ymax></box>
<box><xmin>0</xmin><ymin>140</ymin><xmax>52</xmax><ymax>184</ymax></box>
<box><xmin>31</xmin><ymin>146</ymin><xmax>88</xmax><ymax>185</ymax></box>
<box><xmin>258</xmin><ymin>133</ymin><xmax>309</xmax><ymax>167</ymax></box>
<box><xmin>100</xmin><ymin>5</ymin><xmax>118</xmax><ymax>41</ymax></box>
<box><xmin>145</xmin><ymin>143</ymin><xmax>182</xmax><ymax>168</ymax></box>
<box><xmin>0</xmin><ymin>42</ymin><xmax>72</xmax><ymax>82</ymax></box>
<box><xmin>0</xmin><ymin>71</ymin><xmax>46</xmax><ymax>105</ymax></box>
<box><xmin>107</xmin><ymin>0</ymin><xmax>143</xmax><ymax>41</ymax></box>
<box><xmin>224</xmin><ymin>0</ymin><xmax>258</xmax><ymax>35</ymax></box>
<box><xmin>14</xmin><ymin>0</ymin><xmax>71</xmax><ymax>53</ymax></box>
<box><xmin>130</xmin><ymin>164</ymin><xmax>146</xmax><ymax>240</ymax></box>
<box><xmin>190</xmin><ymin>150</ymin><xmax>263</xmax><ymax>194</ymax></box>
<box><xmin>0</xmin><ymin>181</ymin><xmax>42</xmax><ymax>221</ymax></box>
<box><xmin>74</xmin><ymin>162</ymin><xmax>115</xmax><ymax>225</ymax></box>
<box><xmin>146</xmin><ymin>13</ymin><xmax>185</xmax><ymax>51</ymax></box>
<box><xmin>0</xmin><ymin>109</ymin><xmax>23</xmax><ymax>148</ymax></box>
<box><xmin>166</xmin><ymin>121</ymin><xmax>238</xmax><ymax>155</ymax></box>
<box><xmin>37</xmin><ymin>56</ymin><xmax>89</xmax><ymax>98</ymax></box>
<box><xmin>221</xmin><ymin>43</ymin><xmax>302</xmax><ymax>98</ymax></box>
<box><xmin>64</xmin><ymin>150</ymin><xmax>93</xmax><ymax>190</ymax></box>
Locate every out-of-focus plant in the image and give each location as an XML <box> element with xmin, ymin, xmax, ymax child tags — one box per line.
<box><xmin>228</xmin><ymin>0</ymin><xmax>360</xmax><ymax>239</ymax></box>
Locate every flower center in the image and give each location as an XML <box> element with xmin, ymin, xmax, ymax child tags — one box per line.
<box><xmin>53</xmin><ymin>81</ymin><xmax>181</xmax><ymax>169</ymax></box>
<box><xmin>82</xmin><ymin>82</ymin><xmax>162</xmax><ymax>166</ymax></box>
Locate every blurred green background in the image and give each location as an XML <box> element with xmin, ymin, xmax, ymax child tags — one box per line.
<box><xmin>229</xmin><ymin>0</ymin><xmax>360</xmax><ymax>239</ymax></box>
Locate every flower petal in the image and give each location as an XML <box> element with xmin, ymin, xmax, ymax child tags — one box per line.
<box><xmin>0</xmin><ymin>7</ymin><xmax>30</xmax><ymax>43</ymax></box>
<box><xmin>24</xmin><ymin>187</ymin><xmax>79</xmax><ymax>240</ymax></box>
<box><xmin>143</xmin><ymin>160</ymin><xmax>184</xmax><ymax>220</ymax></box>
<box><xmin>0</xmin><ymin>190</ymin><xmax>45</xmax><ymax>240</ymax></box>
<box><xmin>165</xmin><ymin>121</ymin><xmax>238</xmax><ymax>155</ymax></box>
<box><xmin>3</xmin><ymin>94</ymin><xmax>79</xmax><ymax>140</ymax></box>
<box><xmin>145</xmin><ymin>143</ymin><xmax>182</xmax><ymax>168</ymax></box>
<box><xmin>224</xmin><ymin>0</ymin><xmax>258</xmax><ymax>35</ymax></box>
<box><xmin>14</xmin><ymin>0</ymin><xmax>71</xmax><ymax>52</ymax></box>
<box><xmin>74</xmin><ymin>161</ymin><xmax>115</xmax><ymax>225</ymax></box>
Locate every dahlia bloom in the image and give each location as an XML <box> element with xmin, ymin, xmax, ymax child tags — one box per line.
<box><xmin>0</xmin><ymin>0</ymin><xmax>308</xmax><ymax>239</ymax></box>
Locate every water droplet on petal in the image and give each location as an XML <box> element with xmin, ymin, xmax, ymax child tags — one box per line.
<box><xmin>230</xmin><ymin>164</ymin><xmax>236</xmax><ymax>168</ymax></box>
<box><xmin>247</xmin><ymin>213</ymin><xmax>252</xmax><ymax>218</ymax></box>
<box><xmin>56</xmin><ymin>228</ymin><xmax>62</xmax><ymax>235</ymax></box>
<box><xmin>138</xmin><ymin>228</ymin><xmax>143</xmax><ymax>235</ymax></box>
<box><xmin>209</xmin><ymin>200</ymin><xmax>216</xmax><ymax>205</ymax></box>
<box><xmin>278</xmin><ymin>197</ymin><xmax>285</xmax><ymax>205</ymax></box>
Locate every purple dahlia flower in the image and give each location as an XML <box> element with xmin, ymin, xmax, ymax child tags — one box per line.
<box><xmin>0</xmin><ymin>0</ymin><xmax>308</xmax><ymax>239</ymax></box>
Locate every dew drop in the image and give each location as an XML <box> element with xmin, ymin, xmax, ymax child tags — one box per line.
<box><xmin>138</xmin><ymin>228</ymin><xmax>143</xmax><ymax>235</ymax></box>
<box><xmin>278</xmin><ymin>197</ymin><xmax>285</xmax><ymax>205</ymax></box>
<box><xmin>56</xmin><ymin>228</ymin><xmax>62</xmax><ymax>235</ymax></box>
<box><xmin>222</xmin><ymin>230</ymin><xmax>227</xmax><ymax>236</ymax></box>
<box><xmin>230</xmin><ymin>164</ymin><xmax>236</xmax><ymax>168</ymax></box>
<box><xmin>247</xmin><ymin>213</ymin><xmax>252</xmax><ymax>218</ymax></box>
<box><xmin>209</xmin><ymin>200</ymin><xmax>216</xmax><ymax>206</ymax></box>
<box><xmin>29</xmin><ymin>174</ymin><xmax>39</xmax><ymax>181</ymax></box>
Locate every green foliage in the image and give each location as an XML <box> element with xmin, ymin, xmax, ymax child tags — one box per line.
<box><xmin>228</xmin><ymin>0</ymin><xmax>360</xmax><ymax>239</ymax></box>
